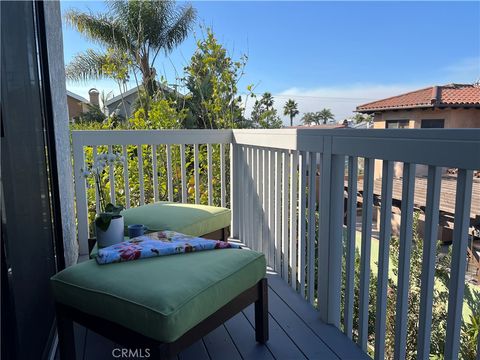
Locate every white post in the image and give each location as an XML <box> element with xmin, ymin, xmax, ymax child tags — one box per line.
<box><xmin>230</xmin><ymin>143</ymin><xmax>239</xmax><ymax>239</ymax></box>
<box><xmin>317</xmin><ymin>137</ymin><xmax>344</xmax><ymax>327</ymax></box>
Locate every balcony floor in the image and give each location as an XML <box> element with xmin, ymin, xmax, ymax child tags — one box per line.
<box><xmin>61</xmin><ymin>271</ymin><xmax>368</xmax><ymax>360</ymax></box>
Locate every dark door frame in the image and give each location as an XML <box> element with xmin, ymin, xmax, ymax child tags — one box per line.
<box><xmin>1</xmin><ymin>1</ymin><xmax>66</xmax><ymax>359</ymax></box>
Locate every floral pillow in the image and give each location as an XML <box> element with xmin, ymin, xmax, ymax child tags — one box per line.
<box><xmin>96</xmin><ymin>231</ymin><xmax>241</xmax><ymax>265</ymax></box>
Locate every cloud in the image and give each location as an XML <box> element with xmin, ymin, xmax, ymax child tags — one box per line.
<box><xmin>443</xmin><ymin>57</ymin><xmax>480</xmax><ymax>83</ymax></box>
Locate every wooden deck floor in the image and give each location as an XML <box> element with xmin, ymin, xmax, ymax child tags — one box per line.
<box><xmin>62</xmin><ymin>271</ymin><xmax>368</xmax><ymax>360</ymax></box>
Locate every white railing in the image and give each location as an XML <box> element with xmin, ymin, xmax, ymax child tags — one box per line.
<box><xmin>72</xmin><ymin>130</ymin><xmax>232</xmax><ymax>254</ymax></box>
<box><xmin>231</xmin><ymin>128</ymin><xmax>480</xmax><ymax>360</ymax></box>
<box><xmin>73</xmin><ymin>128</ymin><xmax>480</xmax><ymax>359</ymax></box>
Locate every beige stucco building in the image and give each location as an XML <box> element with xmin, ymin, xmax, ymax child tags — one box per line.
<box><xmin>357</xmin><ymin>83</ymin><xmax>480</xmax><ymax>178</ymax></box>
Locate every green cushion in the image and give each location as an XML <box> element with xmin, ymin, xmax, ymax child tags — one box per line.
<box><xmin>121</xmin><ymin>201</ymin><xmax>231</xmax><ymax>236</ymax></box>
<box><xmin>51</xmin><ymin>249</ymin><xmax>265</xmax><ymax>343</ymax></box>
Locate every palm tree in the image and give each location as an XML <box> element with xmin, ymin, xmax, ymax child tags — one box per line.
<box><xmin>318</xmin><ymin>108</ymin><xmax>335</xmax><ymax>124</ymax></box>
<box><xmin>301</xmin><ymin>112</ymin><xmax>320</xmax><ymax>125</ymax></box>
<box><xmin>261</xmin><ymin>92</ymin><xmax>274</xmax><ymax>110</ymax></box>
<box><xmin>65</xmin><ymin>0</ymin><xmax>196</xmax><ymax>97</ymax></box>
<box><xmin>283</xmin><ymin>99</ymin><xmax>299</xmax><ymax>126</ymax></box>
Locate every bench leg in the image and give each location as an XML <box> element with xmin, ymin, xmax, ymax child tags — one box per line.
<box><xmin>55</xmin><ymin>304</ymin><xmax>76</xmax><ymax>360</ymax></box>
<box><xmin>255</xmin><ymin>278</ymin><xmax>269</xmax><ymax>343</ymax></box>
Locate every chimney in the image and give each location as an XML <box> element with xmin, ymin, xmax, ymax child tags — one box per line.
<box><xmin>88</xmin><ymin>88</ymin><xmax>99</xmax><ymax>106</ymax></box>
<box><xmin>430</xmin><ymin>86</ymin><xmax>439</xmax><ymax>105</ymax></box>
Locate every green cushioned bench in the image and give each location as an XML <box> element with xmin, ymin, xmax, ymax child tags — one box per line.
<box><xmin>121</xmin><ymin>201</ymin><xmax>231</xmax><ymax>238</ymax></box>
<box><xmin>90</xmin><ymin>201</ymin><xmax>231</xmax><ymax>257</ymax></box>
<box><xmin>52</xmin><ymin>249</ymin><xmax>268</xmax><ymax>359</ymax></box>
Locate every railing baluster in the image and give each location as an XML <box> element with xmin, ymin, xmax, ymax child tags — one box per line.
<box><xmin>244</xmin><ymin>146</ymin><xmax>251</xmax><ymax>248</ymax></box>
<box><xmin>262</xmin><ymin>150</ymin><xmax>269</xmax><ymax>266</ymax></box>
<box><xmin>263</xmin><ymin>149</ymin><xmax>269</xmax><ymax>263</ymax></box>
<box><xmin>258</xmin><ymin>148</ymin><xmax>264</xmax><ymax>254</ymax></box>
<box><xmin>268</xmin><ymin>150</ymin><xmax>275</xmax><ymax>268</ymax></box>
<box><xmin>152</xmin><ymin>144</ymin><xmax>159</xmax><ymax>202</ymax></box>
<box><xmin>275</xmin><ymin>150</ymin><xmax>282</xmax><ymax>272</ymax></box>
<box><xmin>445</xmin><ymin>169</ymin><xmax>474</xmax><ymax>360</ymax></box>
<box><xmin>289</xmin><ymin>150</ymin><xmax>299</xmax><ymax>289</ymax></box>
<box><xmin>239</xmin><ymin>146</ymin><xmax>246</xmax><ymax>242</ymax></box>
<box><xmin>194</xmin><ymin>144</ymin><xmax>200</xmax><ymax>204</ymax></box>
<box><xmin>220</xmin><ymin>143</ymin><xmax>226</xmax><ymax>208</ymax></box>
<box><xmin>359</xmin><ymin>157</ymin><xmax>375</xmax><ymax>350</ymax></box>
<box><xmin>416</xmin><ymin>166</ymin><xmax>442</xmax><ymax>360</ymax></box>
<box><xmin>307</xmin><ymin>152</ymin><xmax>317</xmax><ymax>305</ymax></box>
<box><xmin>108</xmin><ymin>145</ymin><xmax>116</xmax><ymax>204</ymax></box>
<box><xmin>249</xmin><ymin>147</ymin><xmax>255</xmax><ymax>249</ymax></box>
<box><xmin>180</xmin><ymin>144</ymin><xmax>187</xmax><ymax>203</ymax></box>
<box><xmin>166</xmin><ymin>145</ymin><xmax>173</xmax><ymax>202</ymax></box>
<box><xmin>230</xmin><ymin>144</ymin><xmax>238</xmax><ymax>238</ymax></box>
<box><xmin>282</xmin><ymin>151</ymin><xmax>290</xmax><ymax>280</ymax></box>
<box><xmin>138</xmin><ymin>144</ymin><xmax>145</xmax><ymax>205</ymax></box>
<box><xmin>207</xmin><ymin>143</ymin><xmax>213</xmax><ymax>206</ymax></box>
<box><xmin>374</xmin><ymin>160</ymin><xmax>394</xmax><ymax>359</ymax></box>
<box><xmin>122</xmin><ymin>145</ymin><xmax>130</xmax><ymax>208</ymax></box>
<box><xmin>252</xmin><ymin>147</ymin><xmax>258</xmax><ymax>251</ymax></box>
<box><xmin>344</xmin><ymin>156</ymin><xmax>358</xmax><ymax>336</ymax></box>
<box><xmin>92</xmin><ymin>146</ymin><xmax>100</xmax><ymax>214</ymax></box>
<box><xmin>394</xmin><ymin>162</ymin><xmax>416</xmax><ymax>360</ymax></box>
<box><xmin>298</xmin><ymin>151</ymin><xmax>307</xmax><ymax>296</ymax></box>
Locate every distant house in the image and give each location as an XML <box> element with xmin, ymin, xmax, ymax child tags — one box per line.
<box><xmin>355</xmin><ymin>84</ymin><xmax>480</xmax><ymax>242</ymax></box>
<box><xmin>356</xmin><ymin>83</ymin><xmax>480</xmax><ymax>129</ymax></box>
<box><xmin>66</xmin><ymin>88</ymin><xmax>99</xmax><ymax>121</ymax></box>
<box><xmin>104</xmin><ymin>86</ymin><xmax>141</xmax><ymax>119</ymax></box>
<box><xmin>105</xmin><ymin>84</ymin><xmax>178</xmax><ymax>119</ymax></box>
<box><xmin>66</xmin><ymin>91</ymin><xmax>88</xmax><ymax>120</ymax></box>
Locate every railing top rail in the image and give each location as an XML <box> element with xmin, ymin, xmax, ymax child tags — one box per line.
<box><xmin>233</xmin><ymin>128</ymin><xmax>480</xmax><ymax>140</ymax></box>
<box><xmin>71</xmin><ymin>129</ymin><xmax>233</xmax><ymax>145</ymax></box>
<box><xmin>72</xmin><ymin>128</ymin><xmax>480</xmax><ymax>168</ymax></box>
<box><xmin>233</xmin><ymin>128</ymin><xmax>480</xmax><ymax>169</ymax></box>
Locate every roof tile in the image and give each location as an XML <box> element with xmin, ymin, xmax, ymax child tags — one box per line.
<box><xmin>357</xmin><ymin>84</ymin><xmax>480</xmax><ymax>112</ymax></box>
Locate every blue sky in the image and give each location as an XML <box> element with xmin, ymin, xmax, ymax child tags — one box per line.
<box><xmin>61</xmin><ymin>1</ymin><xmax>480</xmax><ymax>123</ymax></box>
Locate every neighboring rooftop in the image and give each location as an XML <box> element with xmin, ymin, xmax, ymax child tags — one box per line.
<box><xmin>356</xmin><ymin>83</ymin><xmax>480</xmax><ymax>113</ymax></box>
<box><xmin>66</xmin><ymin>90</ymin><xmax>89</xmax><ymax>104</ymax></box>
<box><xmin>105</xmin><ymin>84</ymin><xmax>180</xmax><ymax>107</ymax></box>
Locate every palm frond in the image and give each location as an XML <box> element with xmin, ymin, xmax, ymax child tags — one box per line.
<box><xmin>162</xmin><ymin>4</ymin><xmax>196</xmax><ymax>52</ymax></box>
<box><xmin>64</xmin><ymin>9</ymin><xmax>132</xmax><ymax>52</ymax></box>
<box><xmin>65</xmin><ymin>49</ymin><xmax>108</xmax><ymax>83</ymax></box>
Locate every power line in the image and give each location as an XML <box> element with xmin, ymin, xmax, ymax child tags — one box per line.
<box><xmin>240</xmin><ymin>92</ymin><xmax>376</xmax><ymax>101</ymax></box>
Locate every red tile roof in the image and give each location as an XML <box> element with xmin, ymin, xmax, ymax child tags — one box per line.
<box><xmin>357</xmin><ymin>84</ymin><xmax>480</xmax><ymax>112</ymax></box>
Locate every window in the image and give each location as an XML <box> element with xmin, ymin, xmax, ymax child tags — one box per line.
<box><xmin>386</xmin><ymin>120</ymin><xmax>409</xmax><ymax>129</ymax></box>
<box><xmin>421</xmin><ymin>119</ymin><xmax>444</xmax><ymax>128</ymax></box>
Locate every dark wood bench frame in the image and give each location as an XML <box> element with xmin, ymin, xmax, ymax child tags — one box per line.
<box><xmin>55</xmin><ymin>277</ymin><xmax>268</xmax><ymax>359</ymax></box>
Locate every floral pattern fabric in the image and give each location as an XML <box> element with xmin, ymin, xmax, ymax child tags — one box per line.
<box><xmin>96</xmin><ymin>231</ymin><xmax>242</xmax><ymax>265</ymax></box>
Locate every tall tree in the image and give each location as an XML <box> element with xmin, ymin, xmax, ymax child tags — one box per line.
<box><xmin>301</xmin><ymin>111</ymin><xmax>322</xmax><ymax>125</ymax></box>
<box><xmin>65</xmin><ymin>0</ymin><xmax>196</xmax><ymax>97</ymax></box>
<box><xmin>317</xmin><ymin>108</ymin><xmax>335</xmax><ymax>124</ymax></box>
<box><xmin>301</xmin><ymin>109</ymin><xmax>335</xmax><ymax>125</ymax></box>
<box><xmin>250</xmin><ymin>93</ymin><xmax>283</xmax><ymax>129</ymax></box>
<box><xmin>350</xmin><ymin>113</ymin><xmax>373</xmax><ymax>124</ymax></box>
<box><xmin>183</xmin><ymin>29</ymin><xmax>247</xmax><ymax>129</ymax></box>
<box><xmin>283</xmin><ymin>99</ymin><xmax>299</xmax><ymax>126</ymax></box>
<box><xmin>262</xmin><ymin>92</ymin><xmax>274</xmax><ymax>110</ymax></box>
